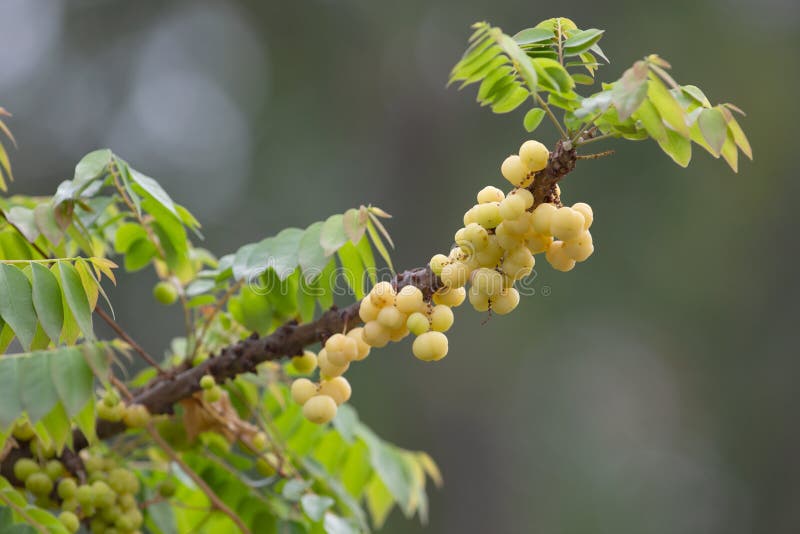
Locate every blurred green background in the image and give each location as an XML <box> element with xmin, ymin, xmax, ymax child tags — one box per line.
<box><xmin>2</xmin><ymin>0</ymin><xmax>798</xmax><ymax>532</ymax></box>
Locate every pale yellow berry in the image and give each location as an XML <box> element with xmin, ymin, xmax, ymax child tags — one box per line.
<box><xmin>388</xmin><ymin>324</ymin><xmax>410</xmax><ymax>341</ymax></box>
<box><xmin>491</xmin><ymin>288</ymin><xmax>520</xmax><ymax>315</ymax></box>
<box><xmin>474</xmin><ymin>237</ymin><xmax>504</xmax><ymax>268</ymax></box>
<box><xmin>504</xmin><ymin>245</ymin><xmax>535</xmax><ymax>272</ymax></box>
<box><xmin>362</xmin><ymin>321</ymin><xmax>390</xmax><ymax>348</ymax></box>
<box><xmin>291</xmin><ymin>378</ymin><xmax>317</xmax><ymax>405</ymax></box>
<box><xmin>325</xmin><ymin>333</ymin><xmax>358</xmax><ymax>366</ymax></box>
<box><xmin>474</xmin><ymin>202</ymin><xmax>502</xmax><ymax>229</ymax></box>
<box><xmin>525</xmin><ymin>233</ymin><xmax>553</xmax><ymax>254</ymax></box>
<box><xmin>513</xmin><ymin>188</ymin><xmax>534</xmax><ymax>210</ymax></box>
<box><xmin>472</xmin><ymin>268</ymin><xmax>504</xmax><ymax>296</ymax></box>
<box><xmin>407</xmin><ymin>312</ymin><xmax>431</xmax><ymax>335</ymax></box>
<box><xmin>477</xmin><ymin>186</ymin><xmax>505</xmax><ymax>204</ymax></box>
<box><xmin>395</xmin><ymin>285</ymin><xmax>425</xmax><ymax>315</ymax></box>
<box><xmin>572</xmin><ymin>202</ymin><xmax>593</xmax><ymax>229</ymax></box>
<box><xmin>440</xmin><ymin>261</ymin><xmax>470</xmax><ymax>288</ymax></box>
<box><xmin>519</xmin><ymin>140</ymin><xmax>549</xmax><ymax>172</ymax></box>
<box><xmin>501</xmin><ymin>155</ymin><xmax>530</xmax><ymax>187</ymax></box>
<box><xmin>545</xmin><ymin>241</ymin><xmax>576</xmax><ymax>272</ymax></box>
<box><xmin>291</xmin><ymin>351</ymin><xmax>317</xmax><ymax>374</ymax></box>
<box><xmin>429</xmin><ymin>254</ymin><xmax>449</xmax><ymax>275</ymax></box>
<box><xmin>462</xmin><ymin>206</ymin><xmax>478</xmax><ymax>226</ymax></box>
<box><xmin>495</xmin><ymin>223</ymin><xmax>524</xmax><ymax>251</ymax></box>
<box><xmin>358</xmin><ymin>297</ymin><xmax>380</xmax><ymax>322</ymax></box>
<box><xmin>346</xmin><ymin>328</ymin><xmax>371</xmax><ymax>360</ymax></box>
<box><xmin>563</xmin><ymin>231</ymin><xmax>594</xmax><ymax>262</ymax></box>
<box><xmin>303</xmin><ymin>395</ymin><xmax>338</xmax><ymax>424</ymax></box>
<box><xmin>531</xmin><ymin>203</ymin><xmax>557</xmax><ymax>235</ymax></box>
<box><xmin>499</xmin><ymin>193</ymin><xmax>526</xmax><ymax>221</ymax></box>
<box><xmin>462</xmin><ymin>223</ymin><xmax>489</xmax><ymax>251</ymax></box>
<box><xmin>319</xmin><ymin>377</ymin><xmax>352</xmax><ymax>405</ymax></box>
<box><xmin>429</xmin><ymin>305</ymin><xmax>454</xmax><ymax>332</ymax></box>
<box><xmin>377</xmin><ymin>306</ymin><xmax>406</xmax><ymax>331</ymax></box>
<box><xmin>412</xmin><ymin>331</ymin><xmax>449</xmax><ymax>361</ymax></box>
<box><xmin>550</xmin><ymin>207</ymin><xmax>586</xmax><ymax>241</ymax></box>
<box><xmin>369</xmin><ymin>281</ymin><xmax>395</xmax><ymax>308</ymax></box>
<box><xmin>432</xmin><ymin>286</ymin><xmax>466</xmax><ymax>307</ymax></box>
<box><xmin>468</xmin><ymin>285</ymin><xmax>491</xmax><ymax>311</ymax></box>
<box><xmin>318</xmin><ymin>349</ymin><xmax>349</xmax><ymax>377</ymax></box>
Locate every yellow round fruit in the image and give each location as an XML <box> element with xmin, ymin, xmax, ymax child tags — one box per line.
<box><xmin>429</xmin><ymin>305</ymin><xmax>454</xmax><ymax>332</ymax></box>
<box><xmin>388</xmin><ymin>324</ymin><xmax>410</xmax><ymax>342</ymax></box>
<box><xmin>440</xmin><ymin>261</ymin><xmax>470</xmax><ymax>288</ymax></box>
<box><xmin>462</xmin><ymin>223</ymin><xmax>490</xmax><ymax>251</ymax></box>
<box><xmin>472</xmin><ymin>268</ymin><xmax>504</xmax><ymax>296</ymax></box>
<box><xmin>572</xmin><ymin>202</ymin><xmax>593</xmax><ymax>229</ymax></box>
<box><xmin>432</xmin><ymin>286</ymin><xmax>466</xmax><ymax>307</ymax></box>
<box><xmin>291</xmin><ymin>378</ymin><xmax>317</xmax><ymax>405</ymax></box>
<box><xmin>462</xmin><ymin>206</ymin><xmax>478</xmax><ymax>226</ymax></box>
<box><xmin>325</xmin><ymin>333</ymin><xmax>358</xmax><ymax>366</ymax></box>
<box><xmin>358</xmin><ymin>297</ymin><xmax>380</xmax><ymax>322</ymax></box>
<box><xmin>514</xmin><ymin>188</ymin><xmax>534</xmax><ymax>209</ymax></box>
<box><xmin>501</xmin><ymin>155</ymin><xmax>530</xmax><ymax>187</ymax></box>
<box><xmin>395</xmin><ymin>285</ymin><xmax>425</xmax><ymax>314</ymax></box>
<box><xmin>291</xmin><ymin>350</ymin><xmax>318</xmax><ymax>374</ymax></box>
<box><xmin>346</xmin><ymin>328</ymin><xmax>371</xmax><ymax>360</ymax></box>
<box><xmin>362</xmin><ymin>321</ymin><xmax>390</xmax><ymax>348</ymax></box>
<box><xmin>545</xmin><ymin>241</ymin><xmax>577</xmax><ymax>272</ymax></box>
<box><xmin>406</xmin><ymin>312</ymin><xmax>431</xmax><ymax>335</ymax></box>
<box><xmin>122</xmin><ymin>404</ymin><xmax>150</xmax><ymax>428</ymax></box>
<box><xmin>549</xmin><ymin>207</ymin><xmax>586</xmax><ymax>241</ymax></box>
<box><xmin>319</xmin><ymin>377</ymin><xmax>352</xmax><ymax>405</ymax></box>
<box><xmin>499</xmin><ymin>193</ymin><xmax>527</xmax><ymax>221</ymax></box>
<box><xmin>369</xmin><ymin>281</ymin><xmax>395</xmax><ymax>307</ymax></box>
<box><xmin>491</xmin><ymin>288</ymin><xmax>520</xmax><ymax>315</ymax></box>
<box><xmin>474</xmin><ymin>238</ymin><xmax>504</xmax><ymax>268</ymax></box>
<box><xmin>375</xmin><ymin>307</ymin><xmax>404</xmax><ymax>332</ymax></box>
<box><xmin>477</xmin><ymin>185</ymin><xmax>505</xmax><ymax>204</ymax></box>
<box><xmin>563</xmin><ymin>231</ymin><xmax>594</xmax><ymax>262</ymax></box>
<box><xmin>531</xmin><ymin>203</ymin><xmax>557</xmax><ymax>234</ymax></box>
<box><xmin>525</xmin><ymin>233</ymin><xmax>553</xmax><ymax>254</ymax></box>
<box><xmin>429</xmin><ymin>254</ymin><xmax>449</xmax><ymax>275</ymax></box>
<box><xmin>317</xmin><ymin>349</ymin><xmax>349</xmax><ymax>377</ymax></box>
<box><xmin>502</xmin><ymin>245</ymin><xmax>535</xmax><ymax>280</ymax></box>
<box><xmin>474</xmin><ymin>202</ymin><xmax>503</xmax><ymax>229</ymax></box>
<box><xmin>412</xmin><ymin>331</ymin><xmax>449</xmax><ymax>361</ymax></box>
<box><xmin>303</xmin><ymin>395</ymin><xmax>338</xmax><ymax>424</ymax></box>
<box><xmin>468</xmin><ymin>285</ymin><xmax>491</xmax><ymax>312</ymax></box>
<box><xmin>519</xmin><ymin>140</ymin><xmax>549</xmax><ymax>172</ymax></box>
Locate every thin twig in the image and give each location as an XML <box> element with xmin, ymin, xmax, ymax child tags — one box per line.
<box><xmin>556</xmin><ymin>19</ymin><xmax>564</xmax><ymax>66</ymax></box>
<box><xmin>146</xmin><ymin>423</ymin><xmax>252</xmax><ymax>534</ymax></box>
<box><xmin>96</xmin><ymin>306</ymin><xmax>166</xmax><ymax>374</ymax></box>
<box><xmin>575</xmin><ymin>132</ymin><xmax>617</xmax><ymax>146</ymax></box>
<box><xmin>188</xmin><ymin>279</ymin><xmax>244</xmax><ymax>364</ymax></box>
<box><xmin>535</xmin><ymin>94</ymin><xmax>568</xmax><ymax>139</ymax></box>
<box><xmin>576</xmin><ymin>150</ymin><xmax>615</xmax><ymax>160</ymax></box>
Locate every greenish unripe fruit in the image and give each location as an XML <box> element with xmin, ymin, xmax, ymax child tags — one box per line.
<box><xmin>203</xmin><ymin>386</ymin><xmax>222</xmax><ymax>403</ymax></box>
<box><xmin>122</xmin><ymin>404</ymin><xmax>150</xmax><ymax>428</ymax></box>
<box><xmin>11</xmin><ymin>421</ymin><xmax>35</xmax><ymax>441</ymax></box>
<box><xmin>58</xmin><ymin>511</ymin><xmax>80</xmax><ymax>533</ymax></box>
<box><xmin>158</xmin><ymin>478</ymin><xmax>177</xmax><ymax>498</ymax></box>
<box><xmin>153</xmin><ymin>281</ymin><xmax>178</xmax><ymax>305</ymax></box>
<box><xmin>406</xmin><ymin>312</ymin><xmax>430</xmax><ymax>336</ymax></box>
<box><xmin>57</xmin><ymin>478</ymin><xmax>78</xmax><ymax>500</ymax></box>
<box><xmin>252</xmin><ymin>432</ymin><xmax>268</xmax><ymax>451</ymax></box>
<box><xmin>76</xmin><ymin>484</ymin><xmax>95</xmax><ymax>506</ymax></box>
<box><xmin>290</xmin><ymin>350</ymin><xmax>317</xmax><ymax>374</ymax></box>
<box><xmin>13</xmin><ymin>458</ymin><xmax>40</xmax><ymax>483</ymax></box>
<box><xmin>200</xmin><ymin>375</ymin><xmax>215</xmax><ymax>390</ymax></box>
<box><xmin>25</xmin><ymin>472</ymin><xmax>54</xmax><ymax>496</ymax></box>
<box><xmin>44</xmin><ymin>459</ymin><xmax>64</xmax><ymax>481</ymax></box>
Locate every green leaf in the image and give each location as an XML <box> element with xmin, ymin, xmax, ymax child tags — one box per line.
<box><xmin>697</xmin><ymin>108</ymin><xmax>727</xmax><ymax>157</ymax></box>
<box><xmin>354</xmin><ymin>235</ymin><xmax>376</xmax><ymax>285</ymax></box>
<box><xmin>681</xmin><ymin>85</ymin><xmax>711</xmax><ymax>107</ymax></box>
<box><xmin>647</xmin><ymin>75</ymin><xmax>689</xmax><ymax>137</ymax></box>
<box><xmin>365</xmin><ymin>220</ymin><xmax>394</xmax><ymax>272</ymax></box>
<box><xmin>269</xmin><ymin>228</ymin><xmax>304</xmax><ymax>280</ymax></box>
<box><xmin>58</xmin><ymin>261</ymin><xmax>94</xmax><ymax>340</ymax></box>
<box><xmin>0</xmin><ymin>232</ymin><xmax>33</xmax><ymax>261</ymax></box>
<box><xmin>320</xmin><ymin>214</ymin><xmax>348</xmax><ymax>256</ymax></box>
<box><xmin>282</xmin><ymin>479</ymin><xmax>311</xmax><ymax>502</ymax></box>
<box><xmin>49</xmin><ymin>347</ymin><xmax>94</xmax><ymax>418</ymax></box>
<box><xmin>128</xmin><ymin>168</ymin><xmax>180</xmax><ymax>219</ymax></box>
<box><xmin>32</xmin><ymin>205</ymin><xmax>62</xmax><ymax>246</ymax></box>
<box><xmin>523</xmin><ymin>108</ymin><xmax>546</xmax><ymax>132</ymax></box>
<box><xmin>114</xmin><ymin>223</ymin><xmax>148</xmax><ymax>254</ymax></box>
<box><xmin>30</xmin><ymin>263</ymin><xmax>63</xmax><ymax>344</ymax></box>
<box><xmin>571</xmin><ymin>73</ymin><xmax>595</xmax><ymax>85</ymax></box>
<box><xmin>298</xmin><ymin>222</ymin><xmax>327</xmax><ymax>283</ymax></box>
<box><xmin>342</xmin><ymin>207</ymin><xmax>368</xmax><ymax>244</ymax></box>
<box><xmin>563</xmin><ymin>29</ymin><xmax>604</xmax><ymax>56</ymax></box>
<box><xmin>721</xmin><ymin>107</ymin><xmax>753</xmax><ymax>160</ymax></box>
<box><xmin>74</xmin><ymin>149</ymin><xmax>112</xmax><ymax>189</ymax></box>
<box><xmin>18</xmin><ymin>352</ymin><xmax>59</xmax><ymax>422</ymax></box>
<box><xmin>512</xmin><ymin>27</ymin><xmax>554</xmax><ymax>45</ymax></box>
<box><xmin>300</xmin><ymin>494</ymin><xmax>334</xmax><ymax>522</ymax></box>
<box><xmin>611</xmin><ymin>61</ymin><xmax>649</xmax><ymax>121</ymax></box>
<box><xmin>0</xmin><ymin>356</ymin><xmax>22</xmax><ymax>428</ymax></box>
<box><xmin>123</xmin><ymin>238</ymin><xmax>157</xmax><ymax>271</ymax></box>
<box><xmin>490</xmin><ymin>85</ymin><xmax>529</xmax><ymax>114</ymax></box>
<box><xmin>720</xmin><ymin>128</ymin><xmax>739</xmax><ymax>172</ymax></box>
<box><xmin>365</xmin><ymin>475</ymin><xmax>395</xmax><ymax>528</ymax></box>
<box><xmin>323</xmin><ymin>513</ymin><xmax>359</xmax><ymax>534</ymax></box>
<box><xmin>313</xmin><ymin>259</ymin><xmax>336</xmax><ymax>309</ymax></box>
<box><xmin>533</xmin><ymin>58</ymin><xmax>575</xmax><ymax>94</ymax></box>
<box><xmin>4</xmin><ymin>207</ymin><xmax>38</xmax><ymax>243</ymax></box>
<box><xmin>336</xmin><ymin>242</ymin><xmax>365</xmax><ymax>300</ymax></box>
<box><xmin>0</xmin><ymin>264</ymin><xmax>37</xmax><ymax>350</ymax></box>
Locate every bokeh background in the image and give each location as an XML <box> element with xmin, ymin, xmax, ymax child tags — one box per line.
<box><xmin>2</xmin><ymin>0</ymin><xmax>798</xmax><ymax>532</ymax></box>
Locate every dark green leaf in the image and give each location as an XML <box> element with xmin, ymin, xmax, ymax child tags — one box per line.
<box><xmin>18</xmin><ymin>352</ymin><xmax>59</xmax><ymax>422</ymax></box>
<box><xmin>30</xmin><ymin>263</ymin><xmax>63</xmax><ymax>344</ymax></box>
<box><xmin>49</xmin><ymin>347</ymin><xmax>93</xmax><ymax>418</ymax></box>
<box><xmin>0</xmin><ymin>356</ymin><xmax>21</xmax><ymax>428</ymax></box>
<box><xmin>563</xmin><ymin>29</ymin><xmax>604</xmax><ymax>56</ymax></box>
<box><xmin>0</xmin><ymin>264</ymin><xmax>37</xmax><ymax>350</ymax></box>
<box><xmin>512</xmin><ymin>27</ymin><xmax>554</xmax><ymax>45</ymax></box>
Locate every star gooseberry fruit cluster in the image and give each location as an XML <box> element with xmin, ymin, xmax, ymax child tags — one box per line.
<box><xmin>290</xmin><ymin>139</ymin><xmax>594</xmax><ymax>424</ymax></box>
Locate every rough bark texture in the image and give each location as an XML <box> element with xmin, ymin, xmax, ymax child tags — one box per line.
<box><xmin>1</xmin><ymin>146</ymin><xmax>577</xmax><ymax>474</ymax></box>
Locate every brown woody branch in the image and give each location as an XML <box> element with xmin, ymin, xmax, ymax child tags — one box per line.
<box><xmin>2</xmin><ymin>144</ymin><xmax>578</xmax><ymax>471</ymax></box>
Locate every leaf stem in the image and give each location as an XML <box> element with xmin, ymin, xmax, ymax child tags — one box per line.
<box><xmin>575</xmin><ymin>132</ymin><xmax>617</xmax><ymax>147</ymax></box>
<box><xmin>188</xmin><ymin>279</ymin><xmax>244</xmax><ymax>364</ymax></box>
<box><xmin>96</xmin><ymin>306</ymin><xmax>166</xmax><ymax>374</ymax></box>
<box><xmin>535</xmin><ymin>94</ymin><xmax>568</xmax><ymax>139</ymax></box>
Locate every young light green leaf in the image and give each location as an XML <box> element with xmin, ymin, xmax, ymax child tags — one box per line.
<box><xmin>298</xmin><ymin>221</ymin><xmax>328</xmax><ymax>283</ymax></box>
<box><xmin>611</xmin><ymin>61</ymin><xmax>649</xmax><ymax>121</ymax></box>
<box><xmin>128</xmin><ymin>168</ymin><xmax>180</xmax><ymax>218</ymax></box>
<box><xmin>4</xmin><ymin>207</ymin><xmax>39</xmax><ymax>243</ymax></box>
<box><xmin>366</xmin><ymin>220</ymin><xmax>394</xmax><ymax>272</ymax></box>
<box><xmin>355</xmin><ymin>234</ymin><xmax>376</xmax><ymax>285</ymax></box>
<box><xmin>114</xmin><ymin>223</ymin><xmax>148</xmax><ymax>254</ymax></box>
<box><xmin>697</xmin><ymin>107</ymin><xmax>727</xmax><ymax>156</ymax></box>
<box><xmin>647</xmin><ymin>75</ymin><xmax>689</xmax><ymax>137</ymax></box>
<box><xmin>336</xmin><ymin>242</ymin><xmax>365</xmax><ymax>300</ymax></box>
<box><xmin>58</xmin><ymin>261</ymin><xmax>95</xmax><ymax>340</ymax></box>
<box><xmin>342</xmin><ymin>207</ymin><xmax>368</xmax><ymax>244</ymax></box>
<box><xmin>123</xmin><ymin>238</ymin><xmax>157</xmax><ymax>271</ymax></box>
<box><xmin>30</xmin><ymin>263</ymin><xmax>63</xmax><ymax>344</ymax></box>
<box><xmin>301</xmin><ymin>494</ymin><xmax>334</xmax><ymax>522</ymax></box>
<box><xmin>0</xmin><ymin>263</ymin><xmax>37</xmax><ymax>350</ymax></box>
<box><xmin>33</xmin><ymin>204</ymin><xmax>62</xmax><ymax>246</ymax></box>
<box><xmin>512</xmin><ymin>27</ymin><xmax>554</xmax><ymax>45</ymax></box>
<box><xmin>365</xmin><ymin>475</ymin><xmax>395</xmax><ymax>528</ymax></box>
<box><xmin>320</xmin><ymin>214</ymin><xmax>348</xmax><ymax>256</ymax></box>
<box><xmin>523</xmin><ymin>108</ymin><xmax>546</xmax><ymax>132</ymax></box>
<box><xmin>563</xmin><ymin>29</ymin><xmax>604</xmax><ymax>56</ymax></box>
